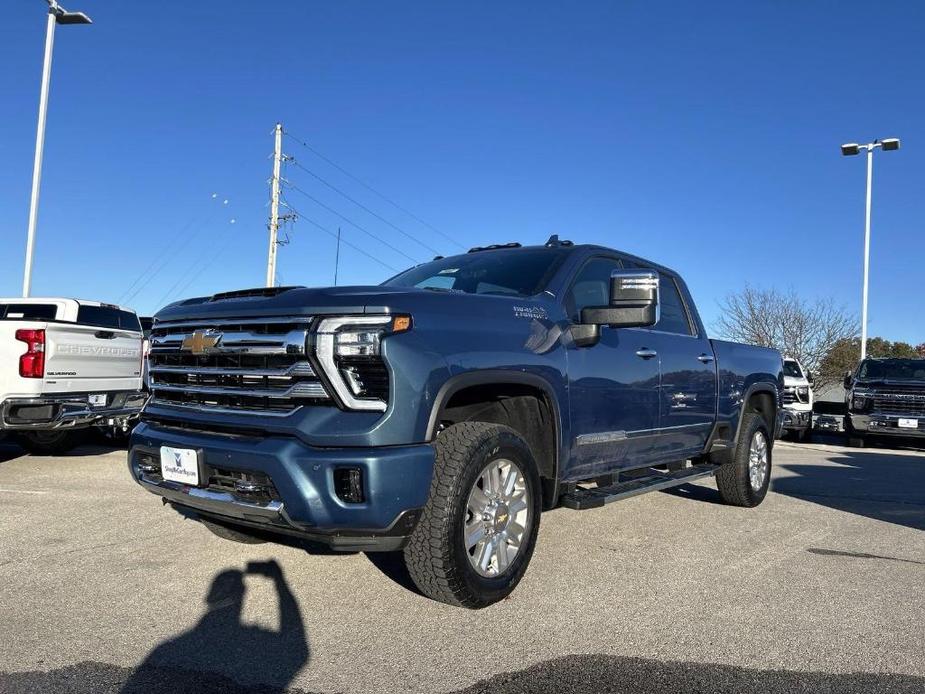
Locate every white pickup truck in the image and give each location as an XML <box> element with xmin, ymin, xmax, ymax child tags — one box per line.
<box><xmin>0</xmin><ymin>298</ymin><xmax>147</xmax><ymax>454</ymax></box>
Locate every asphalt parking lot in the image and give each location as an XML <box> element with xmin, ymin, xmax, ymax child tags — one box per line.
<box><xmin>1</xmin><ymin>434</ymin><xmax>923</xmax><ymax>693</ymax></box>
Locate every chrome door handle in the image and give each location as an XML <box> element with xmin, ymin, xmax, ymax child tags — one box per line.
<box><xmin>635</xmin><ymin>348</ymin><xmax>658</xmax><ymax>359</ymax></box>
<box><xmin>698</xmin><ymin>353</ymin><xmax>715</xmax><ymax>363</ymax></box>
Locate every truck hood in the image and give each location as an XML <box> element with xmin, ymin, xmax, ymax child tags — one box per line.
<box><xmin>154</xmin><ymin>285</ymin><xmax>546</xmax><ymax>323</ymax></box>
<box><xmin>854</xmin><ymin>378</ymin><xmax>925</xmax><ymax>391</ymax></box>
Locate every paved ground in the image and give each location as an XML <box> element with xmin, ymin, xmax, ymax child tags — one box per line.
<box><xmin>0</xmin><ymin>433</ymin><xmax>923</xmax><ymax>693</ymax></box>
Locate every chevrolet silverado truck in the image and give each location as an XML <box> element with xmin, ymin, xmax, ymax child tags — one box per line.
<box><xmin>781</xmin><ymin>357</ymin><xmax>814</xmax><ymax>441</ymax></box>
<box><xmin>129</xmin><ymin>238</ymin><xmax>783</xmax><ymax>608</ymax></box>
<box><xmin>1</xmin><ymin>298</ymin><xmax>147</xmax><ymax>454</ymax></box>
<box><xmin>844</xmin><ymin>356</ymin><xmax>925</xmax><ymax>447</ymax></box>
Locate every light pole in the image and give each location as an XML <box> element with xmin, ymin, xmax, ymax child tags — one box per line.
<box><xmin>840</xmin><ymin>137</ymin><xmax>901</xmax><ymax>361</ymax></box>
<box><xmin>22</xmin><ymin>1</ymin><xmax>92</xmax><ymax>298</ymax></box>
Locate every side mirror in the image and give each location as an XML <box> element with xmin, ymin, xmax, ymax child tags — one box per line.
<box><xmin>807</xmin><ymin>372</ymin><xmax>815</xmax><ymax>387</ymax></box>
<box><xmin>580</xmin><ymin>269</ymin><xmax>660</xmax><ymax>328</ymax></box>
<box><xmin>843</xmin><ymin>371</ymin><xmax>852</xmax><ymax>389</ymax></box>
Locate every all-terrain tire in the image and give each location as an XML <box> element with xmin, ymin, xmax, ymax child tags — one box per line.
<box><xmin>403</xmin><ymin>422</ymin><xmax>542</xmax><ymax>608</ymax></box>
<box><xmin>715</xmin><ymin>412</ymin><xmax>772</xmax><ymax>507</ymax></box>
<box><xmin>199</xmin><ymin>518</ymin><xmax>268</xmax><ymax>544</ymax></box>
<box><xmin>17</xmin><ymin>430</ymin><xmax>84</xmax><ymax>456</ymax></box>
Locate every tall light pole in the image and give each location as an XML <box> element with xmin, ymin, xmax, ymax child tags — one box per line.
<box><xmin>22</xmin><ymin>1</ymin><xmax>92</xmax><ymax>297</ymax></box>
<box><xmin>841</xmin><ymin>137</ymin><xmax>901</xmax><ymax>361</ymax></box>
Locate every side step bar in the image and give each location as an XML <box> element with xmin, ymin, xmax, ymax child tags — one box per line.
<box><xmin>560</xmin><ymin>463</ymin><xmax>720</xmax><ymax>510</ymax></box>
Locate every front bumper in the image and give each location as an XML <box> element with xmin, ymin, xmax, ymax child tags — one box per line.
<box><xmin>128</xmin><ymin>421</ymin><xmax>435</xmax><ymax>551</ymax></box>
<box><xmin>782</xmin><ymin>407</ymin><xmax>812</xmax><ymax>432</ymax></box>
<box><xmin>847</xmin><ymin>412</ymin><xmax>925</xmax><ymax>438</ymax></box>
<box><xmin>1</xmin><ymin>391</ymin><xmax>148</xmax><ymax>430</ymax></box>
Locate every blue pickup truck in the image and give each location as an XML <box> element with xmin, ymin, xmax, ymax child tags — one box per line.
<box><xmin>129</xmin><ymin>237</ymin><xmax>783</xmax><ymax>608</ymax></box>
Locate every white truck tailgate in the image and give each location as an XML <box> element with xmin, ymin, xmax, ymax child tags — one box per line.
<box><xmin>44</xmin><ymin>323</ymin><xmax>142</xmax><ymax>392</ymax></box>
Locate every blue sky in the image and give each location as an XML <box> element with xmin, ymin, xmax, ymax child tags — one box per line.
<box><xmin>1</xmin><ymin>1</ymin><xmax>922</xmax><ymax>342</ymax></box>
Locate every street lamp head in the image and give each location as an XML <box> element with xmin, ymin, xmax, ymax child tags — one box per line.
<box><xmin>880</xmin><ymin>138</ymin><xmax>901</xmax><ymax>151</ymax></box>
<box><xmin>54</xmin><ymin>10</ymin><xmax>92</xmax><ymax>24</ymax></box>
<box><xmin>841</xmin><ymin>143</ymin><xmax>861</xmax><ymax>156</ymax></box>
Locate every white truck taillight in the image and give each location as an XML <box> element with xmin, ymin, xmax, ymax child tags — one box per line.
<box><xmin>15</xmin><ymin>328</ymin><xmax>45</xmax><ymax>378</ymax></box>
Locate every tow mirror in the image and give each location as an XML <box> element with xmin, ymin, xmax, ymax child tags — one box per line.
<box><xmin>581</xmin><ymin>269</ymin><xmax>660</xmax><ymax>328</ymax></box>
<box><xmin>843</xmin><ymin>370</ymin><xmax>852</xmax><ymax>389</ymax></box>
<box><xmin>571</xmin><ymin>269</ymin><xmax>660</xmax><ymax>347</ymax></box>
<box><xmin>808</xmin><ymin>373</ymin><xmax>815</xmax><ymax>388</ymax></box>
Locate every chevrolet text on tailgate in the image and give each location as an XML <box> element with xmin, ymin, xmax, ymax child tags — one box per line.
<box><xmin>1</xmin><ymin>298</ymin><xmax>147</xmax><ymax>454</ymax></box>
<box><xmin>129</xmin><ymin>238</ymin><xmax>784</xmax><ymax>608</ymax></box>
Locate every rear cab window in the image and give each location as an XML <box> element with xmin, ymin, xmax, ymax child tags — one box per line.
<box><xmin>0</xmin><ymin>303</ymin><xmax>59</xmax><ymax>321</ymax></box>
<box><xmin>77</xmin><ymin>304</ymin><xmax>142</xmax><ymax>332</ymax></box>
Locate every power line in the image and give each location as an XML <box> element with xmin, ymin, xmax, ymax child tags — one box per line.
<box><xmin>280</xmin><ymin>197</ymin><xmax>401</xmax><ymax>274</ymax></box>
<box><xmin>284</xmin><ymin>181</ymin><xmax>421</xmax><ymax>264</ymax></box>
<box><xmin>284</xmin><ymin>129</ymin><xmax>465</xmax><ymax>250</ymax></box>
<box><xmin>121</xmin><ymin>196</ymin><xmax>229</xmax><ymax>306</ymax></box>
<box><xmin>287</xmin><ymin>158</ymin><xmax>441</xmax><ymax>256</ymax></box>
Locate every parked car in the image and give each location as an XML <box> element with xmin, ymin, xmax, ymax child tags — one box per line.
<box><xmin>781</xmin><ymin>357</ymin><xmax>814</xmax><ymax>441</ymax></box>
<box><xmin>128</xmin><ymin>238</ymin><xmax>783</xmax><ymax>607</ymax></box>
<box><xmin>0</xmin><ymin>298</ymin><xmax>147</xmax><ymax>454</ymax></box>
<box><xmin>844</xmin><ymin>357</ymin><xmax>925</xmax><ymax>447</ymax></box>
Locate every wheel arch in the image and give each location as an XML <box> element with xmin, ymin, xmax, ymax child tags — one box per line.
<box><xmin>426</xmin><ymin>371</ymin><xmax>564</xmax><ymax>508</ymax></box>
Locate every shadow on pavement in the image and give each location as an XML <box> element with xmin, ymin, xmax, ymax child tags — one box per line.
<box><xmin>774</xmin><ymin>448</ymin><xmax>925</xmax><ymax>531</ymax></box>
<box><xmin>3</xmin><ymin>652</ymin><xmax>923</xmax><ymax>693</ymax></box>
<box><xmin>119</xmin><ymin>559</ymin><xmax>309</xmax><ymax>693</ymax></box>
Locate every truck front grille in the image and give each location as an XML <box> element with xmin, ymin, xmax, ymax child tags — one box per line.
<box><xmin>148</xmin><ymin>317</ymin><xmax>329</xmax><ymax>415</ymax></box>
<box><xmin>872</xmin><ymin>389</ymin><xmax>925</xmax><ymax>416</ymax></box>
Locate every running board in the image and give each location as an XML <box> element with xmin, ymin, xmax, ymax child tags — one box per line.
<box><xmin>560</xmin><ymin>463</ymin><xmax>719</xmax><ymax>510</ymax></box>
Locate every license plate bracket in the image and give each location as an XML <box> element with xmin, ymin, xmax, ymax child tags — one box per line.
<box><xmin>160</xmin><ymin>446</ymin><xmax>202</xmax><ymax>486</ymax></box>
<box><xmin>88</xmin><ymin>393</ymin><xmax>107</xmax><ymax>408</ymax></box>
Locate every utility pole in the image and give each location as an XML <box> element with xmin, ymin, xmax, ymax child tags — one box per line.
<box><xmin>266</xmin><ymin>122</ymin><xmax>283</xmax><ymax>287</ymax></box>
<box><xmin>334</xmin><ymin>227</ymin><xmax>341</xmax><ymax>285</ymax></box>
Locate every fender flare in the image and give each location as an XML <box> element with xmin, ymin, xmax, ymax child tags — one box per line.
<box><xmin>733</xmin><ymin>383</ymin><xmax>780</xmax><ymax>451</ymax></box>
<box><xmin>425</xmin><ymin>370</ymin><xmax>564</xmax><ymax>500</ymax></box>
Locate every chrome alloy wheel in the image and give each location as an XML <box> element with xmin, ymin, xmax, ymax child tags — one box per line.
<box><xmin>464</xmin><ymin>458</ymin><xmax>530</xmax><ymax>578</ymax></box>
<box><xmin>748</xmin><ymin>430</ymin><xmax>769</xmax><ymax>491</ymax></box>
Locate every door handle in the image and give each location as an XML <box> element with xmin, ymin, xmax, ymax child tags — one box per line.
<box><xmin>698</xmin><ymin>353</ymin><xmax>715</xmax><ymax>363</ymax></box>
<box><xmin>94</xmin><ymin>331</ymin><xmax>116</xmax><ymax>340</ymax></box>
<box><xmin>635</xmin><ymin>348</ymin><xmax>658</xmax><ymax>359</ymax></box>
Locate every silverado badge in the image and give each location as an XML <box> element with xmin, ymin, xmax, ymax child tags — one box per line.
<box><xmin>181</xmin><ymin>329</ymin><xmax>222</xmax><ymax>355</ymax></box>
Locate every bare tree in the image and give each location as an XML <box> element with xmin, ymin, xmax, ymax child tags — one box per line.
<box><xmin>713</xmin><ymin>286</ymin><xmax>857</xmax><ymax>391</ymax></box>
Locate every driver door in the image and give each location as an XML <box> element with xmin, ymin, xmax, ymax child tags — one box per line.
<box><xmin>564</xmin><ymin>256</ymin><xmax>661</xmax><ymax>480</ymax></box>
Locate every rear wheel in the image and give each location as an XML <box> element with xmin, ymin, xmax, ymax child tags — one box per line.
<box><xmin>404</xmin><ymin>422</ymin><xmax>542</xmax><ymax>608</ymax></box>
<box><xmin>17</xmin><ymin>430</ymin><xmax>83</xmax><ymax>456</ymax></box>
<box><xmin>715</xmin><ymin>413</ymin><xmax>771</xmax><ymax>507</ymax></box>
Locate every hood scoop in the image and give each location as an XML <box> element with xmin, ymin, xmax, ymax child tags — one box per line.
<box><xmin>209</xmin><ymin>286</ymin><xmax>305</xmax><ymax>302</ymax></box>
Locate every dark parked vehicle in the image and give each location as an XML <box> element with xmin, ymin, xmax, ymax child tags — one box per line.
<box><xmin>845</xmin><ymin>357</ymin><xmax>925</xmax><ymax>447</ymax></box>
<box><xmin>128</xmin><ymin>238</ymin><xmax>783</xmax><ymax>607</ymax></box>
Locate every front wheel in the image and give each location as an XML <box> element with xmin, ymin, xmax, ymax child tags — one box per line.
<box><xmin>404</xmin><ymin>422</ymin><xmax>542</xmax><ymax>608</ymax></box>
<box><xmin>715</xmin><ymin>413</ymin><xmax>772</xmax><ymax>507</ymax></box>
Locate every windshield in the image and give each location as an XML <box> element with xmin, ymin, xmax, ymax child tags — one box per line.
<box><xmin>383</xmin><ymin>248</ymin><xmax>569</xmax><ymax>298</ymax></box>
<box><xmin>858</xmin><ymin>358</ymin><xmax>925</xmax><ymax>381</ymax></box>
<box><xmin>783</xmin><ymin>360</ymin><xmax>803</xmax><ymax>378</ymax></box>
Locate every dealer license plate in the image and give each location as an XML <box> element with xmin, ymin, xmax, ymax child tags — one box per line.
<box><xmin>88</xmin><ymin>394</ymin><xmax>107</xmax><ymax>407</ymax></box>
<box><xmin>160</xmin><ymin>446</ymin><xmax>200</xmax><ymax>485</ymax></box>
<box><xmin>898</xmin><ymin>418</ymin><xmax>919</xmax><ymax>429</ymax></box>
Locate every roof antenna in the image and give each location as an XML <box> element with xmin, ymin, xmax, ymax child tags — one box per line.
<box><xmin>545</xmin><ymin>234</ymin><xmax>559</xmax><ymax>247</ymax></box>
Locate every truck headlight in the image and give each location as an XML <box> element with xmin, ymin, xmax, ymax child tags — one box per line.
<box><xmin>851</xmin><ymin>390</ymin><xmax>870</xmax><ymax>411</ymax></box>
<box><xmin>316</xmin><ymin>315</ymin><xmax>411</xmax><ymax>411</ymax></box>
<box><xmin>796</xmin><ymin>386</ymin><xmax>809</xmax><ymax>397</ymax></box>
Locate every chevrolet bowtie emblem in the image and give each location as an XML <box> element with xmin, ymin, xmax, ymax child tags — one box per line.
<box><xmin>181</xmin><ymin>330</ymin><xmax>222</xmax><ymax>355</ymax></box>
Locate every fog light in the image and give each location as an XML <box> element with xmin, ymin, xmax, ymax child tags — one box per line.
<box><xmin>334</xmin><ymin>467</ymin><xmax>364</xmax><ymax>503</ymax></box>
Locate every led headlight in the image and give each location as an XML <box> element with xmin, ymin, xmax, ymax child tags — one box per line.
<box><xmin>316</xmin><ymin>315</ymin><xmax>411</xmax><ymax>411</ymax></box>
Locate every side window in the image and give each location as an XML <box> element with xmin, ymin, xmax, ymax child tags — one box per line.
<box><xmin>565</xmin><ymin>257</ymin><xmax>623</xmax><ymax>321</ymax></box>
<box><xmin>0</xmin><ymin>303</ymin><xmax>58</xmax><ymax>320</ymax></box>
<box><xmin>653</xmin><ymin>275</ymin><xmax>693</xmax><ymax>335</ymax></box>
